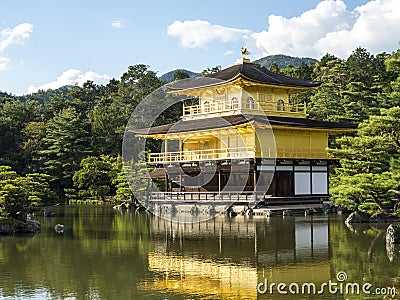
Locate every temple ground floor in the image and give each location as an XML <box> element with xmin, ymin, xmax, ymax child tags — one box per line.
<box><xmin>146</xmin><ymin>158</ymin><xmax>333</xmax><ymax>209</ymax></box>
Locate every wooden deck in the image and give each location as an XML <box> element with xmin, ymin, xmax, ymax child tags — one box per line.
<box><xmin>146</xmin><ymin>191</ymin><xmax>326</xmax><ymax>208</ymax></box>
<box><xmin>148</xmin><ymin>191</ymin><xmax>258</xmax><ymax>205</ymax></box>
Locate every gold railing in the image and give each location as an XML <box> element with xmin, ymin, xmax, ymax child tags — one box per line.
<box><xmin>275</xmin><ymin>148</ymin><xmax>328</xmax><ymax>159</ymax></box>
<box><xmin>259</xmin><ymin>102</ymin><xmax>306</xmax><ymax>114</ymax></box>
<box><xmin>148</xmin><ymin>147</ymin><xmax>328</xmax><ymax>163</ymax></box>
<box><xmin>148</xmin><ymin>146</ymin><xmax>256</xmax><ymax>163</ymax></box>
<box><xmin>182</xmin><ymin>100</ymin><xmax>306</xmax><ymax>116</ymax></box>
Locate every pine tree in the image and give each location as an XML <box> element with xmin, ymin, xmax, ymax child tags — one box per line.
<box><xmin>73</xmin><ymin>155</ymin><xmax>118</xmax><ymax>201</ymax></box>
<box><xmin>40</xmin><ymin>107</ymin><xmax>91</xmax><ymax>199</ymax></box>
<box><xmin>330</xmin><ymin>107</ymin><xmax>400</xmax><ymax>213</ymax></box>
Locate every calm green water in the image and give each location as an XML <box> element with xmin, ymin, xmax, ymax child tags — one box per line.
<box><xmin>0</xmin><ymin>206</ymin><xmax>399</xmax><ymax>300</ymax></box>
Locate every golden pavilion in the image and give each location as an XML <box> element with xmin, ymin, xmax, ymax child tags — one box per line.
<box><xmin>135</xmin><ymin>56</ymin><xmax>355</xmax><ymax>209</ymax></box>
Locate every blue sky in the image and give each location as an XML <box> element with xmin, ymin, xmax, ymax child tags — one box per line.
<box><xmin>1</xmin><ymin>0</ymin><xmax>399</xmax><ymax>95</ymax></box>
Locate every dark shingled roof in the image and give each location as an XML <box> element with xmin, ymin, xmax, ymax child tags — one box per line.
<box><xmin>132</xmin><ymin>115</ymin><xmax>356</xmax><ymax>136</ymax></box>
<box><xmin>167</xmin><ymin>62</ymin><xmax>321</xmax><ymax>91</ymax></box>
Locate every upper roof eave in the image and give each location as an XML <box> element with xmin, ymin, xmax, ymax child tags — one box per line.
<box><xmin>129</xmin><ymin>114</ymin><xmax>357</xmax><ymax>137</ymax></box>
<box><xmin>166</xmin><ymin>62</ymin><xmax>321</xmax><ymax>93</ymax></box>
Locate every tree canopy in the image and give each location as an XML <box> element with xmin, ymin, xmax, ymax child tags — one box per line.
<box><xmin>1</xmin><ymin>48</ymin><xmax>400</xmax><ymax>215</ymax></box>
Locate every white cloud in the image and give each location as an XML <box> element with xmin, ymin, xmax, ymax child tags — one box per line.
<box><xmin>28</xmin><ymin>69</ymin><xmax>111</xmax><ymax>93</ymax></box>
<box><xmin>224</xmin><ymin>50</ymin><xmax>234</xmax><ymax>56</ymax></box>
<box><xmin>0</xmin><ymin>56</ymin><xmax>10</xmax><ymax>70</ymax></box>
<box><xmin>0</xmin><ymin>23</ymin><xmax>33</xmax><ymax>52</ymax></box>
<box><xmin>111</xmin><ymin>20</ymin><xmax>125</xmax><ymax>28</ymax></box>
<box><xmin>0</xmin><ymin>23</ymin><xmax>33</xmax><ymax>71</ymax></box>
<box><xmin>167</xmin><ymin>20</ymin><xmax>251</xmax><ymax>48</ymax></box>
<box><xmin>314</xmin><ymin>0</ymin><xmax>400</xmax><ymax>57</ymax></box>
<box><xmin>168</xmin><ymin>0</ymin><xmax>400</xmax><ymax>59</ymax></box>
<box><xmin>249</xmin><ymin>0</ymin><xmax>357</xmax><ymax>58</ymax></box>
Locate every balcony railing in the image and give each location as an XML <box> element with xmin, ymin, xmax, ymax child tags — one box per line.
<box><xmin>148</xmin><ymin>147</ymin><xmax>256</xmax><ymax>164</ymax></box>
<box><xmin>275</xmin><ymin>148</ymin><xmax>328</xmax><ymax>159</ymax></box>
<box><xmin>182</xmin><ymin>100</ymin><xmax>306</xmax><ymax>117</ymax></box>
<box><xmin>148</xmin><ymin>147</ymin><xmax>329</xmax><ymax>163</ymax></box>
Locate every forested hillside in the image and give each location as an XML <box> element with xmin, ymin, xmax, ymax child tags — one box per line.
<box><xmin>253</xmin><ymin>54</ymin><xmax>317</xmax><ymax>69</ymax></box>
<box><xmin>159</xmin><ymin>69</ymin><xmax>200</xmax><ymax>83</ymax></box>
<box><xmin>1</xmin><ymin>47</ymin><xmax>400</xmax><ymax>215</ymax></box>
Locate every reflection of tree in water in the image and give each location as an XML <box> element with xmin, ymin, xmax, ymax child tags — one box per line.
<box><xmin>145</xmin><ymin>214</ymin><xmax>333</xmax><ymax>299</ymax></box>
<box><xmin>386</xmin><ymin>242</ymin><xmax>400</xmax><ymax>262</ymax></box>
<box><xmin>346</xmin><ymin>221</ymin><xmax>400</xmax><ymax>263</ymax></box>
<box><xmin>1</xmin><ymin>208</ymin><xmax>399</xmax><ymax>300</ymax></box>
<box><xmin>337</xmin><ymin>218</ymin><xmax>400</xmax><ymax>290</ymax></box>
<box><xmin>0</xmin><ymin>206</ymin><xmax>155</xmax><ymax>300</ymax></box>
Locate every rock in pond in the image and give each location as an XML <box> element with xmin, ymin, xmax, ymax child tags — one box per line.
<box><xmin>369</xmin><ymin>212</ymin><xmax>400</xmax><ymax>223</ymax></box>
<box><xmin>54</xmin><ymin>224</ymin><xmax>65</xmax><ymax>234</ymax></box>
<box><xmin>18</xmin><ymin>220</ymin><xmax>41</xmax><ymax>233</ymax></box>
<box><xmin>386</xmin><ymin>224</ymin><xmax>400</xmax><ymax>244</ymax></box>
<box><xmin>0</xmin><ymin>220</ymin><xmax>41</xmax><ymax>234</ymax></box>
<box><xmin>345</xmin><ymin>211</ymin><xmax>371</xmax><ymax>224</ymax></box>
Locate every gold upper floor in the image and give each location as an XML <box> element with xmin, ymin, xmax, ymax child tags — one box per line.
<box><xmin>147</xmin><ymin>123</ymin><xmax>334</xmax><ymax>164</ymax></box>
<box><xmin>178</xmin><ymin>83</ymin><xmax>308</xmax><ymax>120</ymax></box>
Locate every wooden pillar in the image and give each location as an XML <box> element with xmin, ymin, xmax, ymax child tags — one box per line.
<box><xmin>218</xmin><ymin>169</ymin><xmax>222</xmax><ymax>193</ymax></box>
<box><xmin>179</xmin><ymin>135</ymin><xmax>182</xmax><ymax>160</ymax></box>
<box><xmin>164</xmin><ymin>137</ymin><xmax>168</xmax><ymax>161</ymax></box>
<box><xmin>253</xmin><ymin>167</ymin><xmax>257</xmax><ymax>192</ymax></box>
<box><xmin>165</xmin><ymin>173</ymin><xmax>168</xmax><ymax>192</ymax></box>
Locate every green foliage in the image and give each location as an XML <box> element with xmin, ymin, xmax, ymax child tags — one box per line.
<box><xmin>40</xmin><ymin>107</ymin><xmax>91</xmax><ymax>198</ymax></box>
<box><xmin>90</xmin><ymin>98</ymin><xmax>126</xmax><ymax>156</ymax></box>
<box><xmin>73</xmin><ymin>155</ymin><xmax>119</xmax><ymax>200</ymax></box>
<box><xmin>308</xmin><ymin>48</ymin><xmax>399</xmax><ymax>123</ymax></box>
<box><xmin>0</xmin><ymin>99</ymin><xmax>42</xmax><ymax>171</ymax></box>
<box><xmin>172</xmin><ymin>70</ymin><xmax>191</xmax><ymax>81</ymax></box>
<box><xmin>0</xmin><ymin>165</ymin><xmax>53</xmax><ymax>219</ymax></box>
<box><xmin>114</xmin><ymin>154</ymin><xmax>149</xmax><ymax>202</ymax></box>
<box><xmin>1</xmin><ymin>50</ymin><xmax>400</xmax><ymax>206</ymax></box>
<box><xmin>330</xmin><ymin>107</ymin><xmax>400</xmax><ymax>212</ymax></box>
<box><xmin>118</xmin><ymin>64</ymin><xmax>165</xmax><ymax>108</ymax></box>
<box><xmin>201</xmin><ymin>66</ymin><xmax>222</xmax><ymax>77</ymax></box>
<box><xmin>114</xmin><ymin>165</ymin><xmax>135</xmax><ymax>201</ymax></box>
<box><xmin>0</xmin><ymin>64</ymin><xmax>168</xmax><ymax>202</ymax></box>
<box><xmin>330</xmin><ymin>172</ymin><xmax>396</xmax><ymax>213</ymax></box>
<box><xmin>280</xmin><ymin>62</ymin><xmax>314</xmax><ymax>80</ymax></box>
<box><xmin>253</xmin><ymin>54</ymin><xmax>317</xmax><ymax>69</ymax></box>
<box><xmin>309</xmin><ymin>57</ymin><xmax>348</xmax><ymax>122</ymax></box>
<box><xmin>159</xmin><ymin>69</ymin><xmax>199</xmax><ymax>83</ymax></box>
<box><xmin>21</xmin><ymin>121</ymin><xmax>47</xmax><ymax>173</ymax></box>
<box><xmin>269</xmin><ymin>62</ymin><xmax>280</xmax><ymax>74</ymax></box>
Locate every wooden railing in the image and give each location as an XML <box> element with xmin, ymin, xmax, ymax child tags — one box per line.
<box><xmin>274</xmin><ymin>148</ymin><xmax>328</xmax><ymax>159</ymax></box>
<box><xmin>148</xmin><ymin>147</ymin><xmax>328</xmax><ymax>163</ymax></box>
<box><xmin>150</xmin><ymin>191</ymin><xmax>259</xmax><ymax>202</ymax></box>
<box><xmin>148</xmin><ymin>146</ymin><xmax>256</xmax><ymax>163</ymax></box>
<box><xmin>182</xmin><ymin>100</ymin><xmax>306</xmax><ymax>116</ymax></box>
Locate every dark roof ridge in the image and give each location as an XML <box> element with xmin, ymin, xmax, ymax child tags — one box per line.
<box><xmin>131</xmin><ymin>114</ymin><xmax>356</xmax><ymax>136</ymax></box>
<box><xmin>244</xmin><ymin>62</ymin><xmax>285</xmax><ymax>84</ymax></box>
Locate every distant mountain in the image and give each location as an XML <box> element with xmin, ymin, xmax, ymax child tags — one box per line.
<box><xmin>253</xmin><ymin>54</ymin><xmax>318</xmax><ymax>69</ymax></box>
<box><xmin>160</xmin><ymin>69</ymin><xmax>200</xmax><ymax>83</ymax></box>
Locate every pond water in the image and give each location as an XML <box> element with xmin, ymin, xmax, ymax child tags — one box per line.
<box><xmin>0</xmin><ymin>206</ymin><xmax>399</xmax><ymax>300</ymax></box>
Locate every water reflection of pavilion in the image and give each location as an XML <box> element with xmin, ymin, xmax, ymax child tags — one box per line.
<box><xmin>141</xmin><ymin>215</ymin><xmax>331</xmax><ymax>299</ymax></box>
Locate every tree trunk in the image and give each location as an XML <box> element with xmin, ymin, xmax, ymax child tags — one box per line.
<box><xmin>370</xmin><ymin>193</ymin><xmax>388</xmax><ymax>212</ymax></box>
<box><xmin>388</xmin><ymin>189</ymin><xmax>400</xmax><ymax>196</ymax></box>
